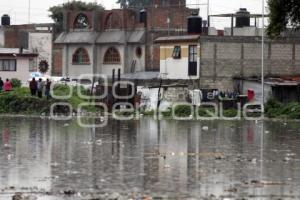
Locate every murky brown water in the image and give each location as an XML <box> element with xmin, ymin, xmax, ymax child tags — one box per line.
<box><xmin>0</xmin><ymin>117</ymin><xmax>300</xmax><ymax>199</ymax></box>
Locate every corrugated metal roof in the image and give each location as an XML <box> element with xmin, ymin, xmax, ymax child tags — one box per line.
<box><xmin>155</xmin><ymin>35</ymin><xmax>200</xmax><ymax>43</ymax></box>
<box><xmin>55</xmin><ymin>32</ymin><xmax>98</xmax><ymax>44</ymax></box>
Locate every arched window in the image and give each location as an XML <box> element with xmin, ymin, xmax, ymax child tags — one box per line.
<box><xmin>104</xmin><ymin>47</ymin><xmax>121</xmax><ymax>64</ymax></box>
<box><xmin>104</xmin><ymin>13</ymin><xmax>121</xmax><ymax>29</ymax></box>
<box><xmin>74</xmin><ymin>13</ymin><xmax>89</xmax><ymax>29</ymax></box>
<box><xmin>72</xmin><ymin>48</ymin><xmax>90</xmax><ymax>64</ymax></box>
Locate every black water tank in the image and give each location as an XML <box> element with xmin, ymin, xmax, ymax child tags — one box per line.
<box><xmin>139</xmin><ymin>9</ymin><xmax>147</xmax><ymax>25</ymax></box>
<box><xmin>236</xmin><ymin>8</ymin><xmax>250</xmax><ymax>28</ymax></box>
<box><xmin>188</xmin><ymin>15</ymin><xmax>202</xmax><ymax>34</ymax></box>
<box><xmin>1</xmin><ymin>14</ymin><xmax>10</xmax><ymax>26</ymax></box>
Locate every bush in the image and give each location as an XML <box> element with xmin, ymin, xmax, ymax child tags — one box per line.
<box><xmin>0</xmin><ymin>85</ymin><xmax>97</xmax><ymax>115</ymax></box>
<box><xmin>198</xmin><ymin>106</ymin><xmax>216</xmax><ymax>117</ymax></box>
<box><xmin>222</xmin><ymin>109</ymin><xmax>239</xmax><ymax>118</ymax></box>
<box><xmin>265</xmin><ymin>99</ymin><xmax>300</xmax><ymax>119</ymax></box>
<box><xmin>10</xmin><ymin>78</ymin><xmax>22</xmax><ymax>88</ymax></box>
<box><xmin>174</xmin><ymin>105</ymin><xmax>193</xmax><ymax>117</ymax></box>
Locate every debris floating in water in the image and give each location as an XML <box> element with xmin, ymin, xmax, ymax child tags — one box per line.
<box><xmin>96</xmin><ymin>139</ymin><xmax>102</xmax><ymax>145</ymax></box>
<box><xmin>202</xmin><ymin>126</ymin><xmax>209</xmax><ymax>131</ymax></box>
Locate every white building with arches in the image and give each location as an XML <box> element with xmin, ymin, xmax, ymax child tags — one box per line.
<box><xmin>55</xmin><ymin>9</ymin><xmax>146</xmax><ymax>79</ymax></box>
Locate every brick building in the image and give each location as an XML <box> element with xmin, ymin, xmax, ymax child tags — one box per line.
<box><xmin>54</xmin><ymin>0</ymin><xmax>195</xmax><ymax>78</ymax></box>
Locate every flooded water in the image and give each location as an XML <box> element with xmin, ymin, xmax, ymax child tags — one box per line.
<box><xmin>0</xmin><ymin>117</ymin><xmax>300</xmax><ymax>199</ymax></box>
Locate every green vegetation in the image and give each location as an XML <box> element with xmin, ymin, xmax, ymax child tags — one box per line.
<box><xmin>10</xmin><ymin>78</ymin><xmax>22</xmax><ymax>88</ymax></box>
<box><xmin>143</xmin><ymin>105</ymin><xmax>241</xmax><ymax>119</ymax></box>
<box><xmin>117</xmin><ymin>0</ymin><xmax>151</xmax><ymax>8</ymax></box>
<box><xmin>49</xmin><ymin>1</ymin><xmax>104</xmax><ymax>32</ymax></box>
<box><xmin>0</xmin><ymin>85</ymin><xmax>97</xmax><ymax>115</ymax></box>
<box><xmin>265</xmin><ymin>99</ymin><xmax>300</xmax><ymax>119</ymax></box>
<box><xmin>267</xmin><ymin>0</ymin><xmax>300</xmax><ymax>38</ymax></box>
<box><xmin>222</xmin><ymin>109</ymin><xmax>239</xmax><ymax>118</ymax></box>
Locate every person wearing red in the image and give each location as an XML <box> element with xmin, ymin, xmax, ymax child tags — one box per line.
<box><xmin>3</xmin><ymin>79</ymin><xmax>12</xmax><ymax>92</ymax></box>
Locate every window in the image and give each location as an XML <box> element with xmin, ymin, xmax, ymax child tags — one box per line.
<box><xmin>29</xmin><ymin>58</ymin><xmax>37</xmax><ymax>72</ymax></box>
<box><xmin>74</xmin><ymin>14</ymin><xmax>89</xmax><ymax>29</ymax></box>
<box><xmin>172</xmin><ymin>46</ymin><xmax>181</xmax><ymax>59</ymax></box>
<box><xmin>189</xmin><ymin>45</ymin><xmax>197</xmax><ymax>62</ymax></box>
<box><xmin>136</xmin><ymin>47</ymin><xmax>142</xmax><ymax>58</ymax></box>
<box><xmin>188</xmin><ymin>45</ymin><xmax>198</xmax><ymax>76</ymax></box>
<box><xmin>0</xmin><ymin>59</ymin><xmax>16</xmax><ymax>71</ymax></box>
<box><xmin>104</xmin><ymin>13</ymin><xmax>121</xmax><ymax>29</ymax></box>
<box><xmin>72</xmin><ymin>48</ymin><xmax>90</xmax><ymax>65</ymax></box>
<box><xmin>104</xmin><ymin>47</ymin><xmax>121</xmax><ymax>64</ymax></box>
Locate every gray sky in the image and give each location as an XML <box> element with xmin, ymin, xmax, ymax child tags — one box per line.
<box><xmin>0</xmin><ymin>0</ymin><xmax>266</xmax><ymax>28</ymax></box>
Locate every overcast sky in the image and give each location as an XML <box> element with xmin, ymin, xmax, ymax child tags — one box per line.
<box><xmin>0</xmin><ymin>0</ymin><xmax>266</xmax><ymax>28</ymax></box>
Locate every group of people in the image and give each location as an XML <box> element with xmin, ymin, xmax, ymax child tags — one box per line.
<box><xmin>29</xmin><ymin>78</ymin><xmax>51</xmax><ymax>99</ymax></box>
<box><xmin>0</xmin><ymin>77</ymin><xmax>12</xmax><ymax>92</ymax></box>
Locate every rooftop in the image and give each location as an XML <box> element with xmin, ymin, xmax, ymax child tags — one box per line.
<box><xmin>0</xmin><ymin>48</ymin><xmax>38</xmax><ymax>57</ymax></box>
<box><xmin>155</xmin><ymin>35</ymin><xmax>200</xmax><ymax>43</ymax></box>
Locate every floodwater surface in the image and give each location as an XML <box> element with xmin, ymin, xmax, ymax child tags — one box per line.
<box><xmin>0</xmin><ymin>117</ymin><xmax>300</xmax><ymax>199</ymax></box>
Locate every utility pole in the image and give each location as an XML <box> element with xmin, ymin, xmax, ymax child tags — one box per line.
<box><xmin>261</xmin><ymin>0</ymin><xmax>265</xmax><ymax>112</ymax></box>
<box><xmin>207</xmin><ymin>0</ymin><xmax>210</xmax><ymax>20</ymax></box>
<box><xmin>28</xmin><ymin>0</ymin><xmax>31</xmax><ymax>24</ymax></box>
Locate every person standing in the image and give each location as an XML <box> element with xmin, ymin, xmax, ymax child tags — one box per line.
<box><xmin>0</xmin><ymin>77</ymin><xmax>3</xmax><ymax>92</ymax></box>
<box><xmin>45</xmin><ymin>79</ymin><xmax>51</xmax><ymax>99</ymax></box>
<box><xmin>37</xmin><ymin>78</ymin><xmax>44</xmax><ymax>98</ymax></box>
<box><xmin>3</xmin><ymin>79</ymin><xmax>12</xmax><ymax>92</ymax></box>
<box><xmin>29</xmin><ymin>78</ymin><xmax>38</xmax><ymax>96</ymax></box>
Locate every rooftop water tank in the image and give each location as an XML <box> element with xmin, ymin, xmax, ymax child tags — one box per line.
<box><xmin>139</xmin><ymin>9</ymin><xmax>147</xmax><ymax>25</ymax></box>
<box><xmin>1</xmin><ymin>14</ymin><xmax>10</xmax><ymax>26</ymax></box>
<box><xmin>188</xmin><ymin>14</ymin><xmax>202</xmax><ymax>34</ymax></box>
<box><xmin>236</xmin><ymin>8</ymin><xmax>250</xmax><ymax>28</ymax></box>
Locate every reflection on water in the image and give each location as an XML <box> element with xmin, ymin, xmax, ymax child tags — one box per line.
<box><xmin>0</xmin><ymin>117</ymin><xmax>300</xmax><ymax>199</ymax></box>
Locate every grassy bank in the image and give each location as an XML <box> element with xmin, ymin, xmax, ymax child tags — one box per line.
<box><xmin>265</xmin><ymin>99</ymin><xmax>300</xmax><ymax>119</ymax></box>
<box><xmin>0</xmin><ymin>85</ymin><xmax>97</xmax><ymax>115</ymax></box>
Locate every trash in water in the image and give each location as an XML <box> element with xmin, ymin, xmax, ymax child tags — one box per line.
<box><xmin>64</xmin><ymin>190</ymin><xmax>76</xmax><ymax>195</ymax></box>
<box><xmin>202</xmin><ymin>126</ymin><xmax>209</xmax><ymax>131</ymax></box>
<box><xmin>96</xmin><ymin>139</ymin><xmax>102</xmax><ymax>145</ymax></box>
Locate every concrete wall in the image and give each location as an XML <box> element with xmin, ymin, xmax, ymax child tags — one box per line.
<box><xmin>160</xmin><ymin>43</ymin><xmax>200</xmax><ymax>79</ymax></box>
<box><xmin>126</xmin><ymin>45</ymin><xmax>146</xmax><ymax>73</ymax></box>
<box><xmin>63</xmin><ymin>44</ymin><xmax>146</xmax><ymax>78</ymax></box>
<box><xmin>65</xmin><ymin>45</ymin><xmax>93</xmax><ymax>79</ymax></box>
<box><xmin>29</xmin><ymin>32</ymin><xmax>53</xmax><ymax>75</ymax></box>
<box><xmin>224</xmin><ymin>27</ymin><xmax>263</xmax><ymax>37</ymax></box>
<box><xmin>163</xmin><ymin>87</ymin><xmax>188</xmax><ymax>102</ymax></box>
<box><xmin>0</xmin><ymin>29</ymin><xmax>4</xmax><ymax>47</ymax></box>
<box><xmin>98</xmin><ymin>45</ymin><xmax>124</xmax><ymax>75</ymax></box>
<box><xmin>0</xmin><ymin>58</ymin><xmax>30</xmax><ymax>83</ymax></box>
<box><xmin>242</xmin><ymin>80</ymin><xmax>272</xmax><ymax>103</ymax></box>
<box><xmin>199</xmin><ymin>36</ymin><xmax>300</xmax><ymax>90</ymax></box>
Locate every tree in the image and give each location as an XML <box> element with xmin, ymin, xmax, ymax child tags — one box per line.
<box><xmin>267</xmin><ymin>0</ymin><xmax>300</xmax><ymax>38</ymax></box>
<box><xmin>116</xmin><ymin>0</ymin><xmax>152</xmax><ymax>8</ymax></box>
<box><xmin>49</xmin><ymin>1</ymin><xmax>104</xmax><ymax>32</ymax></box>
